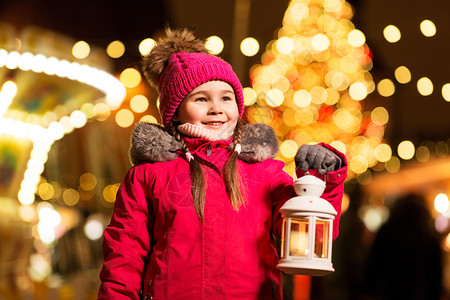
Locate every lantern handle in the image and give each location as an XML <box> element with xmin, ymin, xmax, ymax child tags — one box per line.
<box><xmin>294</xmin><ymin>168</ymin><xmax>327</xmax><ymax>182</ymax></box>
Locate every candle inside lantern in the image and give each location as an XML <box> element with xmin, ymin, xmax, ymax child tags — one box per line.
<box><xmin>289</xmin><ymin>218</ymin><xmax>309</xmax><ymax>256</ymax></box>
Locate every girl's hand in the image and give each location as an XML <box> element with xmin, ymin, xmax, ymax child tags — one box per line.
<box><xmin>295</xmin><ymin>144</ymin><xmax>342</xmax><ymax>175</ymax></box>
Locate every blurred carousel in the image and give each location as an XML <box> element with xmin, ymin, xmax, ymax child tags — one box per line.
<box><xmin>0</xmin><ymin>23</ymin><xmax>126</xmax><ymax>299</ymax></box>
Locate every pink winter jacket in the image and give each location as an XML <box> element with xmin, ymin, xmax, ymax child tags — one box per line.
<box><xmin>98</xmin><ymin>123</ymin><xmax>347</xmax><ymax>300</ymax></box>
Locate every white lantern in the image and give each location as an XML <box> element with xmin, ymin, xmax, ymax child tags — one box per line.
<box><xmin>277</xmin><ymin>175</ymin><xmax>337</xmax><ymax>276</ymax></box>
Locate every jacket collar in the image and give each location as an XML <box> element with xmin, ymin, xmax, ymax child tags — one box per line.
<box><xmin>129</xmin><ymin>122</ymin><xmax>279</xmax><ymax>165</ymax></box>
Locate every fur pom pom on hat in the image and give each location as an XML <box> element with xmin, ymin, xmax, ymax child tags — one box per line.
<box><xmin>141</xmin><ymin>28</ymin><xmax>245</xmax><ymax>127</ymax></box>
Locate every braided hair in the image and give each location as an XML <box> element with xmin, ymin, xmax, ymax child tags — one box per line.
<box><xmin>168</xmin><ymin>120</ymin><xmax>246</xmax><ymax>221</ymax></box>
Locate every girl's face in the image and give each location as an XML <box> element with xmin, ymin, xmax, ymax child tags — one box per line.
<box><xmin>173</xmin><ymin>81</ymin><xmax>240</xmax><ymax>134</ymax></box>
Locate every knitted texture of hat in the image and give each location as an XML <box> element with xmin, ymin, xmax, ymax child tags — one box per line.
<box><xmin>158</xmin><ymin>51</ymin><xmax>244</xmax><ymax>127</ymax></box>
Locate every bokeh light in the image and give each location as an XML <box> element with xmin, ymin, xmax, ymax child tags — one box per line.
<box><xmin>243</xmin><ymin>87</ymin><xmax>257</xmax><ymax>106</ymax></box>
<box><xmin>347</xmin><ymin>29</ymin><xmax>366</xmax><ymax>47</ymax></box>
<box><xmin>441</xmin><ymin>83</ymin><xmax>450</xmax><ymax>102</ymax></box>
<box><xmin>120</xmin><ymin>68</ymin><xmax>142</xmax><ymax>88</ymax></box>
<box><xmin>383</xmin><ymin>25</ymin><xmax>401</xmax><ymax>43</ymax></box>
<box><xmin>265</xmin><ymin>89</ymin><xmax>284</xmax><ymax>107</ymax></box>
<box><xmin>139</xmin><ymin>38</ymin><xmax>156</xmax><ymax>56</ymax></box>
<box><xmin>417</xmin><ymin>77</ymin><xmax>433</xmax><ymax>96</ymax></box>
<box><xmin>206</xmin><ymin>36</ymin><xmax>224</xmax><ymax>55</ymax></box>
<box><xmin>276</xmin><ymin>37</ymin><xmax>294</xmax><ymax>55</ymax></box>
<box><xmin>420</xmin><ymin>19</ymin><xmax>436</xmax><ymax>37</ymax></box>
<box><xmin>130</xmin><ymin>95</ymin><xmax>149</xmax><ymax>113</ymax></box>
<box><xmin>397</xmin><ymin>140</ymin><xmax>415</xmax><ymax>160</ymax></box>
<box><xmin>140</xmin><ymin>115</ymin><xmax>158</xmax><ymax>123</ymax></box>
<box><xmin>115</xmin><ymin>109</ymin><xmax>134</xmax><ymax>128</ymax></box>
<box><xmin>434</xmin><ymin>193</ymin><xmax>449</xmax><ymax>213</ymax></box>
<box><xmin>371</xmin><ymin>107</ymin><xmax>389</xmax><ymax>125</ymax></box>
<box><xmin>106</xmin><ymin>40</ymin><xmax>125</xmax><ymax>58</ymax></box>
<box><xmin>377</xmin><ymin>79</ymin><xmax>395</xmax><ymax>97</ymax></box>
<box><xmin>240</xmin><ymin>37</ymin><xmax>260</xmax><ymax>57</ymax></box>
<box><xmin>80</xmin><ymin>173</ymin><xmax>97</xmax><ymax>191</ymax></box>
<box><xmin>72</xmin><ymin>41</ymin><xmax>90</xmax><ymax>59</ymax></box>
<box><xmin>394</xmin><ymin>66</ymin><xmax>411</xmax><ymax>84</ymax></box>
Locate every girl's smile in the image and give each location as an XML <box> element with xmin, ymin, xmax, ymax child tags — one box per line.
<box><xmin>173</xmin><ymin>80</ymin><xmax>240</xmax><ymax>135</ymax></box>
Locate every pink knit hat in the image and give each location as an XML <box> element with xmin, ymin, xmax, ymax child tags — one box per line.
<box><xmin>158</xmin><ymin>51</ymin><xmax>245</xmax><ymax>127</ymax></box>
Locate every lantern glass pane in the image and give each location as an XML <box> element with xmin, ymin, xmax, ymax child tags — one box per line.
<box><xmin>289</xmin><ymin>217</ymin><xmax>309</xmax><ymax>257</ymax></box>
<box><xmin>314</xmin><ymin>219</ymin><xmax>330</xmax><ymax>258</ymax></box>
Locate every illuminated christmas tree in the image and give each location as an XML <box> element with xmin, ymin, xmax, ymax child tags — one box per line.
<box><xmin>245</xmin><ymin>0</ymin><xmax>390</xmax><ymax>179</ymax></box>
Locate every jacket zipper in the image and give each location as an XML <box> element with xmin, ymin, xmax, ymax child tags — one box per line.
<box><xmin>206</xmin><ymin>143</ymin><xmax>212</xmax><ymax>157</ymax></box>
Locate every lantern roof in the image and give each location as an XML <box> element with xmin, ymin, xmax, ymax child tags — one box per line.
<box><xmin>280</xmin><ymin>195</ymin><xmax>337</xmax><ymax>216</ymax></box>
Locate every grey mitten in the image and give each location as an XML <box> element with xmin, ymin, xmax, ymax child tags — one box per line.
<box><xmin>295</xmin><ymin>144</ymin><xmax>342</xmax><ymax>175</ymax></box>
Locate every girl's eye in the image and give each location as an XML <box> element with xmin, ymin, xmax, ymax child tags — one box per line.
<box><xmin>223</xmin><ymin>96</ymin><xmax>233</xmax><ymax>101</ymax></box>
<box><xmin>195</xmin><ymin>97</ymin><xmax>207</xmax><ymax>102</ymax></box>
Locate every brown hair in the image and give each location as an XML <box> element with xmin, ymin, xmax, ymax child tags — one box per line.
<box><xmin>168</xmin><ymin>120</ymin><xmax>246</xmax><ymax>221</ymax></box>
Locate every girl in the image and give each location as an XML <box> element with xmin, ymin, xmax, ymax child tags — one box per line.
<box><xmin>98</xmin><ymin>29</ymin><xmax>347</xmax><ymax>300</ymax></box>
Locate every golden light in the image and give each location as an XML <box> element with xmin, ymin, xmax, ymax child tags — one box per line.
<box><xmin>120</xmin><ymin>68</ymin><xmax>142</xmax><ymax>88</ymax></box>
<box><xmin>115</xmin><ymin>109</ymin><xmax>134</xmax><ymax>128</ymax></box>
<box><xmin>383</xmin><ymin>25</ymin><xmax>401</xmax><ymax>43</ymax></box>
<box><xmin>265</xmin><ymin>89</ymin><xmax>284</xmax><ymax>107</ymax></box>
<box><xmin>397</xmin><ymin>140</ymin><xmax>415</xmax><ymax>160</ymax></box>
<box><xmin>293</xmin><ymin>89</ymin><xmax>312</xmax><ymax>107</ymax></box>
<box><xmin>420</xmin><ymin>20</ymin><xmax>436</xmax><ymax>37</ymax></box>
<box><xmin>350</xmin><ymin>155</ymin><xmax>368</xmax><ymax>174</ymax></box>
<box><xmin>394</xmin><ymin>66</ymin><xmax>411</xmax><ymax>84</ymax></box>
<box><xmin>311</xmin><ymin>34</ymin><xmax>330</xmax><ymax>52</ymax></box>
<box><xmin>240</xmin><ymin>37</ymin><xmax>260</xmax><ymax>57</ymax></box>
<box><xmin>38</xmin><ymin>182</ymin><xmax>54</xmax><ymax>201</ymax></box>
<box><xmin>271</xmin><ymin>75</ymin><xmax>290</xmax><ymax>93</ymax></box>
<box><xmin>333</xmin><ymin>109</ymin><xmax>354</xmax><ymax>131</ymax></box>
<box><xmin>139</xmin><ymin>38</ymin><xmax>156</xmax><ymax>56</ymax></box>
<box><xmin>103</xmin><ymin>184</ymin><xmax>119</xmax><ymax>203</ymax></box>
<box><xmin>324</xmin><ymin>88</ymin><xmax>340</xmax><ymax>105</ymax></box>
<box><xmin>349</xmin><ymin>82</ymin><xmax>368</xmax><ymax>101</ymax></box>
<box><xmin>441</xmin><ymin>83</ymin><xmax>450</xmax><ymax>102</ymax></box>
<box><xmin>289</xmin><ymin>3</ymin><xmax>309</xmax><ymax>21</ymax></box>
<box><xmin>81</xmin><ymin>103</ymin><xmax>95</xmax><ymax>118</ymax></box>
<box><xmin>386</xmin><ymin>156</ymin><xmax>401</xmax><ymax>173</ymax></box>
<box><xmin>130</xmin><ymin>95</ymin><xmax>149</xmax><ymax>113</ymax></box>
<box><xmin>69</xmin><ymin>110</ymin><xmax>87</xmax><ymax>128</ymax></box>
<box><xmin>243</xmin><ymin>87</ymin><xmax>257</xmax><ymax>106</ymax></box>
<box><xmin>377</xmin><ymin>79</ymin><xmax>395</xmax><ymax>97</ymax></box>
<box><xmin>72</xmin><ymin>41</ymin><xmax>90</xmax><ymax>59</ymax></box>
<box><xmin>444</xmin><ymin>233</ymin><xmax>450</xmax><ymax>252</ymax></box>
<box><xmin>276</xmin><ymin>37</ymin><xmax>294</xmax><ymax>55</ymax></box>
<box><xmin>371</xmin><ymin>106</ymin><xmax>389</xmax><ymax>125</ymax></box>
<box><xmin>140</xmin><ymin>115</ymin><xmax>158</xmax><ymax>123</ymax></box>
<box><xmin>310</xmin><ymin>86</ymin><xmax>327</xmax><ymax>104</ymax></box>
<box><xmin>374</xmin><ymin>143</ymin><xmax>392</xmax><ymax>162</ymax></box>
<box><xmin>63</xmin><ymin>188</ymin><xmax>80</xmax><ymax>206</ymax></box>
<box><xmin>347</xmin><ymin>29</ymin><xmax>366</xmax><ymax>47</ymax></box>
<box><xmin>416</xmin><ymin>146</ymin><xmax>430</xmax><ymax>163</ymax></box>
<box><xmin>0</xmin><ymin>80</ymin><xmax>17</xmax><ymax>115</ymax></box>
<box><xmin>94</xmin><ymin>103</ymin><xmax>111</xmax><ymax>121</ymax></box>
<box><xmin>106</xmin><ymin>40</ymin><xmax>125</xmax><ymax>58</ymax></box>
<box><xmin>330</xmin><ymin>140</ymin><xmax>346</xmax><ymax>155</ymax></box>
<box><xmin>80</xmin><ymin>173</ymin><xmax>97</xmax><ymax>191</ymax></box>
<box><xmin>434</xmin><ymin>193</ymin><xmax>449</xmax><ymax>213</ymax></box>
<box><xmin>323</xmin><ymin>0</ymin><xmax>342</xmax><ymax>12</ymax></box>
<box><xmin>206</xmin><ymin>36</ymin><xmax>224</xmax><ymax>55</ymax></box>
<box><xmin>417</xmin><ymin>77</ymin><xmax>433</xmax><ymax>96</ymax></box>
<box><xmin>280</xmin><ymin>140</ymin><xmax>298</xmax><ymax>158</ymax></box>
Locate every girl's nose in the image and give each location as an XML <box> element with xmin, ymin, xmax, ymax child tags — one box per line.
<box><xmin>208</xmin><ymin>103</ymin><xmax>223</xmax><ymax>114</ymax></box>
